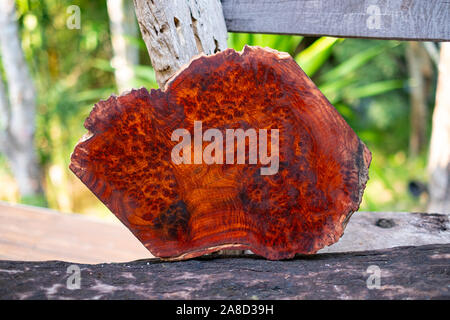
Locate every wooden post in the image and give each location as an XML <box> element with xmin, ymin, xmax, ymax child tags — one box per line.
<box><xmin>132</xmin><ymin>0</ymin><xmax>228</xmax><ymax>88</ymax></box>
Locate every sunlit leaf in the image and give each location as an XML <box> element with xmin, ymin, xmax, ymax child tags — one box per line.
<box><xmin>320</xmin><ymin>41</ymin><xmax>400</xmax><ymax>83</ymax></box>
<box><xmin>73</xmin><ymin>87</ymin><xmax>115</xmax><ymax>102</ymax></box>
<box><xmin>295</xmin><ymin>37</ymin><xmax>341</xmax><ymax>76</ymax></box>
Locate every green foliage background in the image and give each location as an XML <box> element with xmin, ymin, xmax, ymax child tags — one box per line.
<box><xmin>0</xmin><ymin>0</ymin><xmax>434</xmax><ymax>218</ymax></box>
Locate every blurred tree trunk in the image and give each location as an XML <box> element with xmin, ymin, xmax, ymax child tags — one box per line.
<box><xmin>406</xmin><ymin>42</ymin><xmax>432</xmax><ymax>157</ymax></box>
<box><xmin>107</xmin><ymin>0</ymin><xmax>139</xmax><ymax>93</ymax></box>
<box><xmin>428</xmin><ymin>43</ymin><xmax>450</xmax><ymax>214</ymax></box>
<box><xmin>0</xmin><ymin>0</ymin><xmax>45</xmax><ymax>205</ymax></box>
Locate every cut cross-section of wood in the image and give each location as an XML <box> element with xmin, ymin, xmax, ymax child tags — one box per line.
<box><xmin>69</xmin><ymin>46</ymin><xmax>371</xmax><ymax>260</ymax></box>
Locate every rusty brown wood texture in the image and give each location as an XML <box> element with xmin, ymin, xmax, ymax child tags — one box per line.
<box><xmin>70</xmin><ymin>46</ymin><xmax>371</xmax><ymax>260</ymax></box>
<box><xmin>221</xmin><ymin>0</ymin><xmax>450</xmax><ymax>41</ymax></box>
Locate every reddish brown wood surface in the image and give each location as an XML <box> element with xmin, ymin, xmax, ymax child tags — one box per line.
<box><xmin>70</xmin><ymin>46</ymin><xmax>371</xmax><ymax>260</ymax></box>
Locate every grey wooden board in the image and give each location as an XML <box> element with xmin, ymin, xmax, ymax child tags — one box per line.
<box><xmin>319</xmin><ymin>211</ymin><xmax>450</xmax><ymax>253</ymax></box>
<box><xmin>221</xmin><ymin>0</ymin><xmax>450</xmax><ymax>41</ymax></box>
<box><xmin>0</xmin><ymin>244</ymin><xmax>448</xmax><ymax>299</ymax></box>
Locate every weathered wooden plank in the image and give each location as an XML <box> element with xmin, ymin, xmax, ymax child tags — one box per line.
<box><xmin>1</xmin><ymin>201</ymin><xmax>449</xmax><ymax>262</ymax></box>
<box><xmin>0</xmin><ymin>244</ymin><xmax>448</xmax><ymax>299</ymax></box>
<box><xmin>0</xmin><ymin>202</ymin><xmax>152</xmax><ymax>263</ymax></box>
<box><xmin>319</xmin><ymin>211</ymin><xmax>450</xmax><ymax>253</ymax></box>
<box><xmin>221</xmin><ymin>0</ymin><xmax>450</xmax><ymax>41</ymax></box>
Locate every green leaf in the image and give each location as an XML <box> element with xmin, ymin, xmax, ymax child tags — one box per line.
<box><xmin>133</xmin><ymin>64</ymin><xmax>158</xmax><ymax>89</ymax></box>
<box><xmin>123</xmin><ymin>35</ymin><xmax>147</xmax><ymax>50</ymax></box>
<box><xmin>295</xmin><ymin>37</ymin><xmax>340</xmax><ymax>76</ymax></box>
<box><xmin>345</xmin><ymin>79</ymin><xmax>405</xmax><ymax>99</ymax></box>
<box><xmin>319</xmin><ymin>77</ymin><xmax>356</xmax><ymax>103</ymax></box>
<box><xmin>134</xmin><ymin>65</ymin><xmax>156</xmax><ymax>82</ymax></box>
<box><xmin>320</xmin><ymin>41</ymin><xmax>400</xmax><ymax>83</ymax></box>
<box><xmin>92</xmin><ymin>58</ymin><xmax>115</xmax><ymax>73</ymax></box>
<box><xmin>227</xmin><ymin>33</ymin><xmax>302</xmax><ymax>55</ymax></box>
<box><xmin>21</xmin><ymin>194</ymin><xmax>48</xmax><ymax>207</ymax></box>
<box><xmin>73</xmin><ymin>87</ymin><xmax>115</xmax><ymax>102</ymax></box>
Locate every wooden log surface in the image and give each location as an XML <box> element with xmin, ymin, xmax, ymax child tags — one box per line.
<box><xmin>1</xmin><ymin>201</ymin><xmax>449</xmax><ymax>263</ymax></box>
<box><xmin>0</xmin><ymin>244</ymin><xmax>449</xmax><ymax>299</ymax></box>
<box><xmin>221</xmin><ymin>0</ymin><xmax>450</xmax><ymax>41</ymax></box>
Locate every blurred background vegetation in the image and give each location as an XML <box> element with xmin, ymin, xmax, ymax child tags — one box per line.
<box><xmin>0</xmin><ymin>0</ymin><xmax>439</xmax><ymax>220</ymax></box>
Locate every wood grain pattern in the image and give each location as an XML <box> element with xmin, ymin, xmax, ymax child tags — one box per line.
<box><xmin>70</xmin><ymin>46</ymin><xmax>371</xmax><ymax>260</ymax></box>
<box><xmin>221</xmin><ymin>0</ymin><xmax>450</xmax><ymax>41</ymax></box>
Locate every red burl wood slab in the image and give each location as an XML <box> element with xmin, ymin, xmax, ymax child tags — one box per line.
<box><xmin>70</xmin><ymin>46</ymin><xmax>371</xmax><ymax>260</ymax></box>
